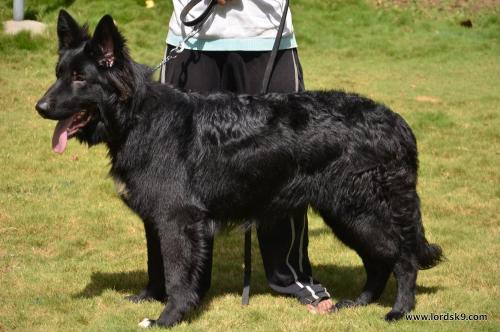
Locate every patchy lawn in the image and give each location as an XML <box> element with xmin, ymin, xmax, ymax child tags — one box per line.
<box><xmin>0</xmin><ymin>0</ymin><xmax>498</xmax><ymax>330</ymax></box>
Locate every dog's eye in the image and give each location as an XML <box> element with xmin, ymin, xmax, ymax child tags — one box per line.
<box><xmin>72</xmin><ymin>71</ymin><xmax>85</xmax><ymax>82</ymax></box>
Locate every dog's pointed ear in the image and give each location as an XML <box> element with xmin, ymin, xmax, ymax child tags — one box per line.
<box><xmin>90</xmin><ymin>15</ymin><xmax>126</xmax><ymax>68</ymax></box>
<box><xmin>57</xmin><ymin>10</ymin><xmax>84</xmax><ymax>50</ymax></box>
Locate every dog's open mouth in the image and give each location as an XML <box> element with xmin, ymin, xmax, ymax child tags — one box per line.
<box><xmin>52</xmin><ymin>111</ymin><xmax>92</xmax><ymax>153</ymax></box>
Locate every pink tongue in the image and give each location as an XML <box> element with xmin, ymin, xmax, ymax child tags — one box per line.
<box><xmin>52</xmin><ymin>117</ymin><xmax>74</xmax><ymax>154</ymax></box>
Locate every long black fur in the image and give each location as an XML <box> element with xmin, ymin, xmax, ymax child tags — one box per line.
<box><xmin>36</xmin><ymin>11</ymin><xmax>443</xmax><ymax>328</ymax></box>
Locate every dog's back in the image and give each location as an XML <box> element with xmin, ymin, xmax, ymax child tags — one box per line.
<box><xmin>145</xmin><ymin>88</ymin><xmax>416</xmax><ymax>219</ymax></box>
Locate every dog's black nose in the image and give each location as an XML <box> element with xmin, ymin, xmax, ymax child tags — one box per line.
<box><xmin>35</xmin><ymin>100</ymin><xmax>50</xmax><ymax>115</ymax></box>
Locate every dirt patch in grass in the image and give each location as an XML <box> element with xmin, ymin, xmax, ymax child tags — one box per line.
<box><xmin>370</xmin><ymin>0</ymin><xmax>500</xmax><ymax>13</ymax></box>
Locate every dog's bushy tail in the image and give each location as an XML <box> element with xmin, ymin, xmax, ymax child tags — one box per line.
<box><xmin>416</xmin><ymin>214</ymin><xmax>443</xmax><ymax>270</ymax></box>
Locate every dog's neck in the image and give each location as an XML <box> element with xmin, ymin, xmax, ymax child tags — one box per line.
<box><xmin>97</xmin><ymin>61</ymin><xmax>147</xmax><ymax>148</ymax></box>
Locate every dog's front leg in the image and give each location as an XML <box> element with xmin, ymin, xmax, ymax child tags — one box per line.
<box><xmin>127</xmin><ymin>221</ymin><xmax>167</xmax><ymax>303</ymax></box>
<box><xmin>140</xmin><ymin>207</ymin><xmax>214</xmax><ymax>328</ymax></box>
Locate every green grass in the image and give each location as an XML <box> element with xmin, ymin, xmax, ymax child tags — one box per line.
<box><xmin>0</xmin><ymin>0</ymin><xmax>499</xmax><ymax>331</ymax></box>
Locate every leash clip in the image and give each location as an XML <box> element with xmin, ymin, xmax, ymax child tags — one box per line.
<box><xmin>153</xmin><ymin>0</ymin><xmax>216</xmax><ymax>73</ymax></box>
<box><xmin>152</xmin><ymin>25</ymin><xmax>200</xmax><ymax>73</ymax></box>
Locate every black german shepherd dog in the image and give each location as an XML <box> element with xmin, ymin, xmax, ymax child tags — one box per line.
<box><xmin>36</xmin><ymin>10</ymin><xmax>442</xmax><ymax>328</ymax></box>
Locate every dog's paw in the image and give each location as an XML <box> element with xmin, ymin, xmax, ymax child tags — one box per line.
<box><xmin>385</xmin><ymin>310</ymin><xmax>405</xmax><ymax>321</ymax></box>
<box><xmin>335</xmin><ymin>299</ymin><xmax>357</xmax><ymax>309</ymax></box>
<box><xmin>138</xmin><ymin>318</ymin><xmax>156</xmax><ymax>328</ymax></box>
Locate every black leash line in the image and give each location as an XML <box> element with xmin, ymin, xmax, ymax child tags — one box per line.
<box><xmin>260</xmin><ymin>0</ymin><xmax>290</xmax><ymax>94</ymax></box>
<box><xmin>180</xmin><ymin>0</ymin><xmax>218</xmax><ymax>26</ymax></box>
<box><xmin>242</xmin><ymin>223</ymin><xmax>252</xmax><ymax>305</ymax></box>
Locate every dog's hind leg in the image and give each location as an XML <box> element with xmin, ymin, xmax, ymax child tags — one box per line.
<box><xmin>385</xmin><ymin>256</ymin><xmax>418</xmax><ymax>321</ymax></box>
<box><xmin>337</xmin><ymin>258</ymin><xmax>392</xmax><ymax>309</ymax></box>
<box><xmin>126</xmin><ymin>221</ymin><xmax>166</xmax><ymax>303</ymax></box>
<box><xmin>385</xmin><ymin>203</ymin><xmax>420</xmax><ymax>320</ymax></box>
<box><xmin>384</xmin><ymin>188</ymin><xmax>421</xmax><ymax>321</ymax></box>
<box><xmin>318</xmin><ymin>207</ymin><xmax>397</xmax><ymax>311</ymax></box>
<box><xmin>142</xmin><ymin>207</ymin><xmax>214</xmax><ymax>328</ymax></box>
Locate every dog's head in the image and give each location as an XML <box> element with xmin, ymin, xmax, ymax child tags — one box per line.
<box><xmin>36</xmin><ymin>10</ymin><xmax>135</xmax><ymax>153</ymax></box>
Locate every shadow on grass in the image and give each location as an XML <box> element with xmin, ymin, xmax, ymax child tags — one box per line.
<box><xmin>73</xmin><ymin>268</ymin><xmax>272</xmax><ymax>300</ymax></box>
<box><xmin>74</xmin><ymin>270</ymin><xmax>147</xmax><ymax>299</ymax></box>
<box><xmin>73</xmin><ymin>221</ymin><xmax>443</xmax><ymax>325</ymax></box>
<box><xmin>73</xmin><ymin>217</ymin><xmax>443</xmax><ymax>320</ymax></box>
<box><xmin>73</xmin><ymin>264</ymin><xmax>443</xmax><ymax>309</ymax></box>
<box><xmin>313</xmin><ymin>264</ymin><xmax>443</xmax><ymax>308</ymax></box>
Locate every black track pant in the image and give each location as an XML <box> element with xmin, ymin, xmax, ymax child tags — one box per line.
<box><xmin>160</xmin><ymin>45</ymin><xmax>330</xmax><ymax>304</ymax></box>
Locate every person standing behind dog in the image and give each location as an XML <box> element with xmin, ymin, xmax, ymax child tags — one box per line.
<box><xmin>160</xmin><ymin>0</ymin><xmax>333</xmax><ymax>314</ymax></box>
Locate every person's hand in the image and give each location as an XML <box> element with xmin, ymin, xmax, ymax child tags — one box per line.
<box><xmin>217</xmin><ymin>0</ymin><xmax>231</xmax><ymax>5</ymax></box>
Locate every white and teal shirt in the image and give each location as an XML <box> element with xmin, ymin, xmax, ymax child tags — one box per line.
<box><xmin>166</xmin><ymin>0</ymin><xmax>298</xmax><ymax>51</ymax></box>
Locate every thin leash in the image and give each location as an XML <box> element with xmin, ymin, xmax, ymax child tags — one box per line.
<box><xmin>152</xmin><ymin>0</ymin><xmax>290</xmax><ymax>307</ymax></box>
<box><xmin>152</xmin><ymin>0</ymin><xmax>217</xmax><ymax>73</ymax></box>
